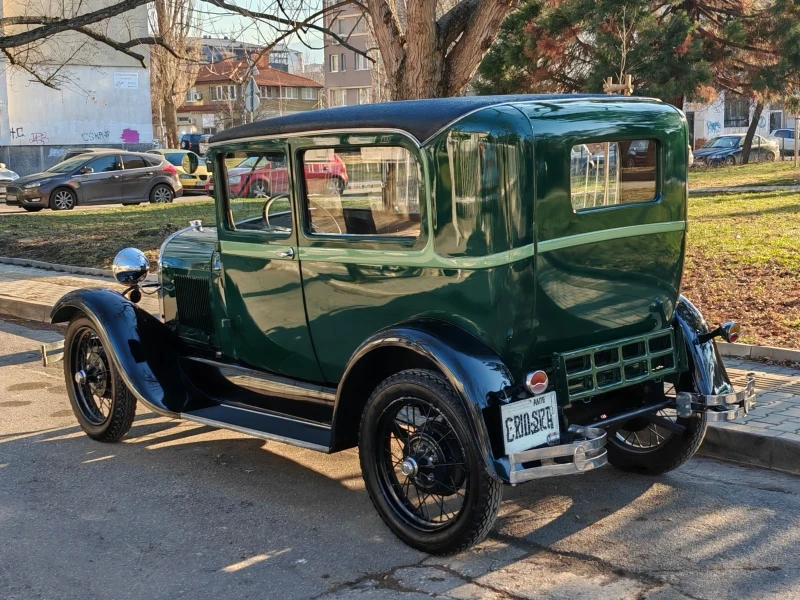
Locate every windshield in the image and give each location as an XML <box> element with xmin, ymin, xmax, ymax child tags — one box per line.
<box><xmin>47</xmin><ymin>157</ymin><xmax>88</xmax><ymax>173</ymax></box>
<box><xmin>703</xmin><ymin>136</ymin><xmax>741</xmax><ymax>149</ymax></box>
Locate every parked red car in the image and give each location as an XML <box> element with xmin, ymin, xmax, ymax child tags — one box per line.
<box><xmin>207</xmin><ymin>152</ymin><xmax>348</xmax><ymax>197</ymax></box>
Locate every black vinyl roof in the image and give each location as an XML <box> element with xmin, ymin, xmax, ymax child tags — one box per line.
<box><xmin>210</xmin><ymin>94</ymin><xmax>629</xmax><ymax>145</ymax></box>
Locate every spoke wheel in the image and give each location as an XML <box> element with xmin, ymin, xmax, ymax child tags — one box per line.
<box><xmin>64</xmin><ymin>317</ymin><xmax>137</xmax><ymax>442</ymax></box>
<box><xmin>51</xmin><ymin>189</ymin><xmax>75</xmax><ymax>210</ymax></box>
<box><xmin>249</xmin><ymin>180</ymin><xmax>269</xmax><ymax>198</ymax></box>
<box><xmin>359</xmin><ymin>369</ymin><xmax>501</xmax><ymax>555</ymax></box>
<box><xmin>377</xmin><ymin>398</ymin><xmax>468</xmax><ymax>532</ymax></box>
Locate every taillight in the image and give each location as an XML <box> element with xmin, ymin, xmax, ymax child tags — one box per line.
<box><xmin>164</xmin><ymin>164</ymin><xmax>178</xmax><ymax>176</ymax></box>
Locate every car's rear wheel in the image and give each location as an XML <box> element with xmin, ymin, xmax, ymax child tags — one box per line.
<box><xmin>64</xmin><ymin>317</ymin><xmax>137</xmax><ymax>442</ymax></box>
<box><xmin>22</xmin><ymin>206</ymin><xmax>43</xmax><ymax>212</ymax></box>
<box><xmin>50</xmin><ymin>188</ymin><xmax>76</xmax><ymax>210</ymax></box>
<box><xmin>765</xmin><ymin>151</ymin><xmax>776</xmax><ymax>162</ymax></box>
<box><xmin>327</xmin><ymin>176</ymin><xmax>346</xmax><ymax>194</ymax></box>
<box><xmin>150</xmin><ymin>184</ymin><xmax>174</xmax><ymax>203</ymax></box>
<box><xmin>724</xmin><ymin>156</ymin><xmax>737</xmax><ymax>167</ymax></box>
<box><xmin>359</xmin><ymin>369</ymin><xmax>501</xmax><ymax>555</ymax></box>
<box><xmin>606</xmin><ymin>380</ymin><xmax>707</xmax><ymax>475</ymax></box>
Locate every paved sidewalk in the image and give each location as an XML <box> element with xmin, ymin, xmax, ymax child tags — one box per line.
<box><xmin>0</xmin><ymin>262</ymin><xmax>159</xmax><ymax>319</ymax></box>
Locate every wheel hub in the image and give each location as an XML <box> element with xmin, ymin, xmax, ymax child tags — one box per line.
<box><xmin>400</xmin><ymin>456</ymin><xmax>418</xmax><ymax>477</ymax></box>
<box><xmin>403</xmin><ymin>423</ymin><xmax>466</xmax><ymax>495</ymax></box>
<box><xmin>74</xmin><ymin>369</ymin><xmax>87</xmax><ymax>385</ymax></box>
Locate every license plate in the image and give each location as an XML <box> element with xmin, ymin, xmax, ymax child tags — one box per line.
<box><xmin>501</xmin><ymin>392</ymin><xmax>559</xmax><ymax>455</ymax></box>
<box><xmin>0</xmin><ymin>187</ymin><xmax>6</xmax><ymax>193</ymax></box>
<box><xmin>6</xmin><ymin>194</ymin><xmax>16</xmax><ymax>201</ymax></box>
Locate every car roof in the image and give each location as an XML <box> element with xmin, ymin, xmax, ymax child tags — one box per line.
<box><xmin>210</xmin><ymin>94</ymin><xmax>652</xmax><ymax>146</ymax></box>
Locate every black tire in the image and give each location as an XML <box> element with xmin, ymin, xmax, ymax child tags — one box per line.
<box><xmin>724</xmin><ymin>155</ymin><xmax>737</xmax><ymax>167</ymax></box>
<box><xmin>606</xmin><ymin>381</ymin><xmax>707</xmax><ymax>475</ymax></box>
<box><xmin>50</xmin><ymin>187</ymin><xmax>76</xmax><ymax>211</ymax></box>
<box><xmin>22</xmin><ymin>206</ymin><xmax>43</xmax><ymax>212</ymax></box>
<box><xmin>64</xmin><ymin>316</ymin><xmax>137</xmax><ymax>442</ymax></box>
<box><xmin>149</xmin><ymin>183</ymin><xmax>174</xmax><ymax>203</ymax></box>
<box><xmin>359</xmin><ymin>369</ymin><xmax>502</xmax><ymax>555</ymax></box>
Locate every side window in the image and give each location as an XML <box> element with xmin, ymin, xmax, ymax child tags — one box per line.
<box><xmin>300</xmin><ymin>146</ymin><xmax>421</xmax><ymax>238</ymax></box>
<box><xmin>222</xmin><ymin>150</ymin><xmax>292</xmax><ymax>235</ymax></box>
<box><xmin>122</xmin><ymin>155</ymin><xmax>146</xmax><ymax>170</ymax></box>
<box><xmin>86</xmin><ymin>155</ymin><xmax>119</xmax><ymax>173</ymax></box>
<box><xmin>570</xmin><ymin>139</ymin><xmax>657</xmax><ymax>211</ymax></box>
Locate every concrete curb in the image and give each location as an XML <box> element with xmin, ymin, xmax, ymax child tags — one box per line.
<box><xmin>0</xmin><ymin>256</ymin><xmax>112</xmax><ymax>279</ymax></box>
<box><xmin>717</xmin><ymin>341</ymin><xmax>800</xmax><ymax>364</ymax></box>
<box><xmin>699</xmin><ymin>426</ymin><xmax>800</xmax><ymax>476</ymax></box>
<box><xmin>0</xmin><ymin>294</ymin><xmax>53</xmax><ymax>322</ymax></box>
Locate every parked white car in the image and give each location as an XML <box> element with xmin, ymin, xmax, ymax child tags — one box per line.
<box><xmin>770</xmin><ymin>129</ymin><xmax>798</xmax><ymax>157</ymax></box>
<box><xmin>0</xmin><ymin>163</ymin><xmax>20</xmax><ymax>202</ymax></box>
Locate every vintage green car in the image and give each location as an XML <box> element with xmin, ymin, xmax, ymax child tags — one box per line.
<box><xmin>52</xmin><ymin>95</ymin><xmax>755</xmax><ymax>555</ymax></box>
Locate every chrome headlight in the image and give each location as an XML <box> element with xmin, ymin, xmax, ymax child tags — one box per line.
<box><xmin>112</xmin><ymin>248</ymin><xmax>149</xmax><ymax>285</ymax></box>
<box><xmin>22</xmin><ymin>182</ymin><xmax>40</xmax><ymax>189</ymax></box>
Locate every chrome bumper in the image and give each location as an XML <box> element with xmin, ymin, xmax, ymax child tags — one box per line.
<box><xmin>507</xmin><ymin>425</ymin><xmax>607</xmax><ymax>484</ymax></box>
<box><xmin>676</xmin><ymin>373</ymin><xmax>756</xmax><ymax>421</ymax></box>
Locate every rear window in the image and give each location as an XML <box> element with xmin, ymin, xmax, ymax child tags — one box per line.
<box><xmin>570</xmin><ymin>139</ymin><xmax>657</xmax><ymax>212</ymax></box>
<box><xmin>122</xmin><ymin>155</ymin><xmax>146</xmax><ymax>170</ymax></box>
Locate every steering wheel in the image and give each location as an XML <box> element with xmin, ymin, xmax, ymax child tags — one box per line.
<box><xmin>264</xmin><ymin>194</ymin><xmax>342</xmax><ymax>234</ymax></box>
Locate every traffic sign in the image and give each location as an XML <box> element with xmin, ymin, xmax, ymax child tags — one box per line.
<box><xmin>244</xmin><ymin>76</ymin><xmax>260</xmax><ymax>113</ymax></box>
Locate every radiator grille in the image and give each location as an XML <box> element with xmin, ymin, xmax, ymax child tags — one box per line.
<box><xmin>556</xmin><ymin>329</ymin><xmax>679</xmax><ymax>401</ymax></box>
<box><xmin>173</xmin><ymin>275</ymin><xmax>214</xmax><ymax>334</ymax></box>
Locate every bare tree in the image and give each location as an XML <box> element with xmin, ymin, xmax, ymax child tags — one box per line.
<box><xmin>151</xmin><ymin>0</ymin><xmax>200</xmax><ymax>147</ymax></box>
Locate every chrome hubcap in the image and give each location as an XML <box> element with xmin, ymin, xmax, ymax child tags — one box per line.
<box><xmin>54</xmin><ymin>192</ymin><xmax>72</xmax><ymax>209</ymax></box>
<box><xmin>74</xmin><ymin>369</ymin><xmax>87</xmax><ymax>385</ymax></box>
<box><xmin>400</xmin><ymin>456</ymin><xmax>418</xmax><ymax>478</ymax></box>
<box><xmin>155</xmin><ymin>188</ymin><xmax>170</xmax><ymax>202</ymax></box>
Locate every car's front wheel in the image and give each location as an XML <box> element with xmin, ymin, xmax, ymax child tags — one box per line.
<box><xmin>724</xmin><ymin>155</ymin><xmax>737</xmax><ymax>167</ymax></box>
<box><xmin>606</xmin><ymin>379</ymin><xmax>707</xmax><ymax>475</ymax></box>
<box><xmin>64</xmin><ymin>317</ymin><xmax>137</xmax><ymax>442</ymax></box>
<box><xmin>359</xmin><ymin>369</ymin><xmax>501</xmax><ymax>555</ymax></box>
<box><xmin>50</xmin><ymin>188</ymin><xmax>76</xmax><ymax>210</ymax></box>
<box><xmin>150</xmin><ymin>184</ymin><xmax>174</xmax><ymax>203</ymax></box>
<box><xmin>765</xmin><ymin>151</ymin><xmax>776</xmax><ymax>162</ymax></box>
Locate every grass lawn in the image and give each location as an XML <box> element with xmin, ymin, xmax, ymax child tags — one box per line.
<box><xmin>0</xmin><ymin>199</ymin><xmax>217</xmax><ymax>269</ymax></box>
<box><xmin>689</xmin><ymin>160</ymin><xmax>800</xmax><ymax>189</ymax></box>
<box><xmin>684</xmin><ymin>190</ymin><xmax>800</xmax><ymax>348</ymax></box>
<box><xmin>0</xmin><ymin>190</ymin><xmax>798</xmax><ymax>348</ymax></box>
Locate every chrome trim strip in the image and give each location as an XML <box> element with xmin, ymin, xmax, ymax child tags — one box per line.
<box><xmin>538</xmin><ymin>221</ymin><xmax>686</xmax><ymax>254</ymax></box>
<box><xmin>507</xmin><ymin>425</ymin><xmax>608</xmax><ymax>484</ymax></box>
<box><xmin>208</xmin><ymin>128</ymin><xmax>422</xmax><ymax>149</ymax></box>
<box><xmin>186</xmin><ymin>356</ymin><xmax>336</xmax><ymax>405</ymax></box>
<box><xmin>180</xmin><ymin>412</ymin><xmax>330</xmax><ymax>452</ymax></box>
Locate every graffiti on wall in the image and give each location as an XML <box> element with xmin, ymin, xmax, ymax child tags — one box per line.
<box><xmin>9</xmin><ymin>126</ymin><xmax>24</xmax><ymax>140</ymax></box>
<box><xmin>120</xmin><ymin>128</ymin><xmax>140</xmax><ymax>144</ymax></box>
<box><xmin>759</xmin><ymin>115</ymin><xmax>767</xmax><ymax>129</ymax></box>
<box><xmin>82</xmin><ymin>130</ymin><xmax>110</xmax><ymax>142</ymax></box>
<box><xmin>48</xmin><ymin>148</ymin><xmax>66</xmax><ymax>158</ymax></box>
<box><xmin>29</xmin><ymin>132</ymin><xmax>49</xmax><ymax>145</ymax></box>
<box><xmin>707</xmin><ymin>121</ymin><xmax>721</xmax><ymax>135</ymax></box>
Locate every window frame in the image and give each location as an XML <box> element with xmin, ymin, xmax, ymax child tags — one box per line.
<box><xmin>291</xmin><ymin>133</ymin><xmax>429</xmax><ymax>252</ymax></box>
<box><xmin>567</xmin><ymin>137</ymin><xmax>662</xmax><ymax>214</ymax></box>
<box><xmin>85</xmin><ymin>154</ymin><xmax>121</xmax><ymax>173</ymax></box>
<box><xmin>329</xmin><ymin>54</ymin><xmax>339</xmax><ymax>72</ymax></box>
<box><xmin>724</xmin><ymin>93</ymin><xmax>750</xmax><ymax>128</ymax></box>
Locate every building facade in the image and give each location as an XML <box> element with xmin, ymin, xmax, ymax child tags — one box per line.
<box><xmin>323</xmin><ymin>2</ymin><xmax>374</xmax><ymax>106</ymax></box>
<box><xmin>179</xmin><ymin>57</ymin><xmax>323</xmax><ymax>134</ymax></box>
<box><xmin>684</xmin><ymin>92</ymin><xmax>792</xmax><ymax>149</ymax></box>
<box><xmin>197</xmin><ymin>38</ymin><xmax>303</xmax><ymax>73</ymax></box>
<box><xmin>0</xmin><ymin>0</ymin><xmax>153</xmax><ymax>174</ymax></box>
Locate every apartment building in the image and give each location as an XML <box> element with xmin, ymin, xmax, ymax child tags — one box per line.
<box><xmin>179</xmin><ymin>57</ymin><xmax>322</xmax><ymax>134</ymax></box>
<box><xmin>323</xmin><ymin>2</ymin><xmax>374</xmax><ymax>106</ymax></box>
<box><xmin>195</xmin><ymin>38</ymin><xmax>304</xmax><ymax>73</ymax></box>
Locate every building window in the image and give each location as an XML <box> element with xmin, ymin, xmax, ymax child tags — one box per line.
<box><xmin>281</xmin><ymin>87</ymin><xmax>298</xmax><ymax>99</ymax></box>
<box><xmin>185</xmin><ymin>87</ymin><xmax>199</xmax><ymax>102</ymax></box>
<box><xmin>329</xmin><ymin>89</ymin><xmax>347</xmax><ymax>107</ymax></box>
<box><xmin>301</xmin><ymin>87</ymin><xmax>317</xmax><ymax>100</ymax></box>
<box><xmin>260</xmin><ymin>86</ymin><xmax>279</xmax><ymax>98</ymax></box>
<box><xmin>211</xmin><ymin>85</ymin><xmax>237</xmax><ymax>101</ymax></box>
<box><xmin>358</xmin><ymin>88</ymin><xmax>372</xmax><ymax>105</ymax></box>
<box><xmin>340</xmin><ymin>54</ymin><xmax>346</xmax><ymax>71</ymax></box>
<box><xmin>330</xmin><ymin>54</ymin><xmax>339</xmax><ymax>72</ymax></box>
<box><xmin>724</xmin><ymin>94</ymin><xmax>750</xmax><ymax>128</ymax></box>
<box><xmin>354</xmin><ymin>54</ymin><xmax>370</xmax><ymax>71</ymax></box>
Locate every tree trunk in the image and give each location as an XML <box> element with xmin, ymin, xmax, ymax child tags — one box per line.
<box><xmin>741</xmin><ymin>102</ymin><xmax>764</xmax><ymax>165</ymax></box>
<box><xmin>164</xmin><ymin>95</ymin><xmax>179</xmax><ymax>149</ymax></box>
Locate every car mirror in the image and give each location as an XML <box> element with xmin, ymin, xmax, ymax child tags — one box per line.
<box><xmin>206</xmin><ymin>159</ymin><xmax>214</xmax><ymax>173</ymax></box>
<box><xmin>80</xmin><ymin>166</ymin><xmax>94</xmax><ymax>174</ymax></box>
<box><xmin>182</xmin><ymin>153</ymin><xmax>199</xmax><ymax>175</ymax></box>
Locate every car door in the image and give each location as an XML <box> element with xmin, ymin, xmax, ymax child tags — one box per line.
<box><xmin>215</xmin><ymin>142</ymin><xmax>325</xmax><ymax>383</ymax></box>
<box><xmin>119</xmin><ymin>154</ymin><xmax>154</xmax><ymax>201</ymax></box>
<box><xmin>75</xmin><ymin>155</ymin><xmax>122</xmax><ymax>204</ymax></box>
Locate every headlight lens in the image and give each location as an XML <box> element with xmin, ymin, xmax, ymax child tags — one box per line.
<box><xmin>22</xmin><ymin>183</ymin><xmax>40</xmax><ymax>189</ymax></box>
<box><xmin>112</xmin><ymin>248</ymin><xmax>149</xmax><ymax>285</ymax></box>
<box><xmin>228</xmin><ymin>175</ymin><xmax>241</xmax><ymax>184</ymax></box>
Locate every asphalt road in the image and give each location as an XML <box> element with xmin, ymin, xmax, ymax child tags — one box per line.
<box><xmin>0</xmin><ymin>195</ymin><xmax>212</xmax><ymax>215</ymax></box>
<box><xmin>2</xmin><ymin>316</ymin><xmax>800</xmax><ymax>600</ymax></box>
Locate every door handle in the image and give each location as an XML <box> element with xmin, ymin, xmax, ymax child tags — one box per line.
<box><xmin>277</xmin><ymin>248</ymin><xmax>294</xmax><ymax>258</ymax></box>
<box><xmin>112</xmin><ymin>175</ymin><xmax>121</xmax><ymax>179</ymax></box>
<box><xmin>145</xmin><ymin>172</ymin><xmax>154</xmax><ymax>176</ymax></box>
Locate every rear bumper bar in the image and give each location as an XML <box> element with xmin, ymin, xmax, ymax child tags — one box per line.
<box><xmin>677</xmin><ymin>372</ymin><xmax>756</xmax><ymax>421</ymax></box>
<box><xmin>508</xmin><ymin>425</ymin><xmax>607</xmax><ymax>484</ymax></box>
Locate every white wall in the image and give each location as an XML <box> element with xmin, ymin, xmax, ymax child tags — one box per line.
<box><xmin>2</xmin><ymin>63</ymin><xmax>153</xmax><ymax>147</ymax></box>
<box><xmin>684</xmin><ymin>92</ymin><xmax>783</xmax><ymax>147</ymax></box>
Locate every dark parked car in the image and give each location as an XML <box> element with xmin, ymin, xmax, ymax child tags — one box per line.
<box><xmin>6</xmin><ymin>150</ymin><xmax>183</xmax><ymax>211</ymax></box>
<box><xmin>180</xmin><ymin>133</ymin><xmax>203</xmax><ymax>154</ymax></box>
<box><xmin>52</xmin><ymin>96</ymin><xmax>755</xmax><ymax>555</ymax></box>
<box><xmin>694</xmin><ymin>134</ymin><xmax>779</xmax><ymax>166</ymax></box>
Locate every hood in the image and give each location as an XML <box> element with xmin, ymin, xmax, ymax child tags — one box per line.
<box><xmin>10</xmin><ymin>171</ymin><xmax>65</xmax><ymax>186</ymax></box>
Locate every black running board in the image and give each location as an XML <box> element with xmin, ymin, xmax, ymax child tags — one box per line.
<box><xmin>181</xmin><ymin>403</ymin><xmax>332</xmax><ymax>453</ymax></box>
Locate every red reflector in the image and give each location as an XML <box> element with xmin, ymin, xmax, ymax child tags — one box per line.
<box><xmin>525</xmin><ymin>370</ymin><xmax>549</xmax><ymax>395</ymax></box>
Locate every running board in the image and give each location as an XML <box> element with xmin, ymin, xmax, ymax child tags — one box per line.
<box><xmin>181</xmin><ymin>403</ymin><xmax>332</xmax><ymax>453</ymax></box>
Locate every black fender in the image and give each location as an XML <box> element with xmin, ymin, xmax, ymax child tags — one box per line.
<box><xmin>673</xmin><ymin>295</ymin><xmax>735</xmax><ymax>395</ymax></box>
<box><xmin>50</xmin><ymin>288</ymin><xmax>190</xmax><ymax>417</ymax></box>
<box><xmin>331</xmin><ymin>319</ymin><xmax>514</xmax><ymax>481</ymax></box>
